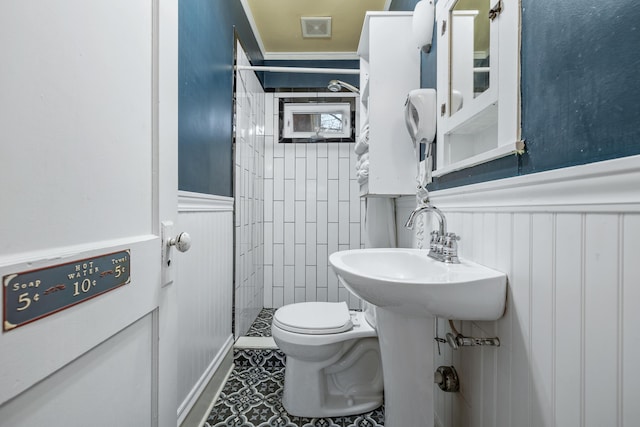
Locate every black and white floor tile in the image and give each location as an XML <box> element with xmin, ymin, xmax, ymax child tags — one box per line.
<box><xmin>245</xmin><ymin>308</ymin><xmax>277</xmax><ymax>337</ymax></box>
<box><xmin>203</xmin><ymin>310</ymin><xmax>385</xmax><ymax>427</ymax></box>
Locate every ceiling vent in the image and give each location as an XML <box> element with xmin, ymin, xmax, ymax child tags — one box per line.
<box><xmin>301</xmin><ymin>17</ymin><xmax>332</xmax><ymax>38</ymax></box>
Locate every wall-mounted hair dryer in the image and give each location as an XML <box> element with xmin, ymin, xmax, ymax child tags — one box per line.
<box><xmin>405</xmin><ymin>88</ymin><xmax>437</xmax><ymax>185</ymax></box>
<box><xmin>405</xmin><ymin>88</ymin><xmax>436</xmax><ymax>146</ymax></box>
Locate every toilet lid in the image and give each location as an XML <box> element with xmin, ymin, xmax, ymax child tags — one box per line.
<box><xmin>273</xmin><ymin>302</ymin><xmax>353</xmax><ymax>335</ymax></box>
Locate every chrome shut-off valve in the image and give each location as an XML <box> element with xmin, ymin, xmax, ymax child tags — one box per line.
<box><xmin>445</xmin><ymin>320</ymin><xmax>501</xmax><ymax>350</ymax></box>
<box><xmin>446</xmin><ymin>332</ymin><xmax>500</xmax><ymax>349</ymax></box>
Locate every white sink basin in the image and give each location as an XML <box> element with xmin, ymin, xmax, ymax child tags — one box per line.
<box><xmin>329</xmin><ymin>247</ymin><xmax>508</xmax><ymax>426</ymax></box>
<box><xmin>329</xmin><ymin>248</ymin><xmax>507</xmax><ymax>320</ymax></box>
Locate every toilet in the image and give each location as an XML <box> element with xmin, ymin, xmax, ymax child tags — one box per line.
<box><xmin>271</xmin><ymin>301</ymin><xmax>383</xmax><ymax>418</ymax></box>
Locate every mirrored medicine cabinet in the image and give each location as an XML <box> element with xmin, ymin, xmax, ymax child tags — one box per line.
<box><xmin>434</xmin><ymin>0</ymin><xmax>522</xmax><ymax>177</ymax></box>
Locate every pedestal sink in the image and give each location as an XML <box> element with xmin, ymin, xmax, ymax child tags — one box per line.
<box><xmin>329</xmin><ymin>248</ymin><xmax>507</xmax><ymax>427</ymax></box>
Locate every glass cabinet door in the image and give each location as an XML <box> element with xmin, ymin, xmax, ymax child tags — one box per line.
<box><xmin>434</xmin><ymin>0</ymin><xmax>521</xmax><ymax>176</ymax></box>
<box><xmin>449</xmin><ymin>0</ymin><xmax>492</xmax><ymax>117</ymax></box>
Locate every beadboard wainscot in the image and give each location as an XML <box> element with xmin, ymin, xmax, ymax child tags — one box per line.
<box><xmin>423</xmin><ymin>154</ymin><xmax>640</xmax><ymax>427</ymax></box>
<box><xmin>176</xmin><ymin>191</ymin><xmax>234</xmax><ymax>425</ymax></box>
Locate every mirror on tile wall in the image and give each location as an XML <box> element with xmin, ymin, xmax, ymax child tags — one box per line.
<box><xmin>449</xmin><ymin>0</ymin><xmax>491</xmax><ymax>116</ymax></box>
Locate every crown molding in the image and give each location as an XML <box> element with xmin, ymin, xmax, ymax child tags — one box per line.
<box><xmin>240</xmin><ymin>0</ymin><xmax>266</xmax><ymax>56</ymax></box>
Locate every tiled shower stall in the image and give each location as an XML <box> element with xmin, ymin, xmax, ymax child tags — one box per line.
<box><xmin>262</xmin><ymin>92</ymin><xmax>364</xmax><ymax>309</ymax></box>
<box><xmin>234</xmin><ymin>42</ymin><xmax>265</xmax><ymax>337</ymax></box>
<box><xmin>233</xmin><ymin>48</ymin><xmax>365</xmax><ymax>321</ymax></box>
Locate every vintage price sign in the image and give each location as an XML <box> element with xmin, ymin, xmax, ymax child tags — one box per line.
<box><xmin>3</xmin><ymin>250</ymin><xmax>131</xmax><ymax>332</ymax></box>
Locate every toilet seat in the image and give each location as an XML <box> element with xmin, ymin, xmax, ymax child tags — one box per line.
<box><xmin>273</xmin><ymin>301</ymin><xmax>353</xmax><ymax>335</ymax></box>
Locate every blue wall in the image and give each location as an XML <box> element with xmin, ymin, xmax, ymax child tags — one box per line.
<box><xmin>178</xmin><ymin>0</ymin><xmax>260</xmax><ymax>196</ymax></box>
<box><xmin>391</xmin><ymin>0</ymin><xmax>640</xmax><ymax>190</ymax></box>
<box><xmin>178</xmin><ymin>3</ymin><xmax>358</xmax><ymax>195</ymax></box>
<box><xmin>519</xmin><ymin>0</ymin><xmax>640</xmax><ymax>174</ymax></box>
<box><xmin>180</xmin><ymin>0</ymin><xmax>640</xmax><ymax>195</ymax></box>
<box><xmin>262</xmin><ymin>59</ymin><xmax>359</xmax><ymax>90</ymax></box>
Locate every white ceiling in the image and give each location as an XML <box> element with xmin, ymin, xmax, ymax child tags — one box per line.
<box><xmin>241</xmin><ymin>0</ymin><xmax>391</xmax><ymax>60</ymax></box>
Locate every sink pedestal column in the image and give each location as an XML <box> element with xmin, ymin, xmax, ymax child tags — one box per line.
<box><xmin>375</xmin><ymin>307</ymin><xmax>435</xmax><ymax>427</ymax></box>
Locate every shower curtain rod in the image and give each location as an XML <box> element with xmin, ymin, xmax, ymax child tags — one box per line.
<box><xmin>235</xmin><ymin>65</ymin><xmax>359</xmax><ymax>75</ymax></box>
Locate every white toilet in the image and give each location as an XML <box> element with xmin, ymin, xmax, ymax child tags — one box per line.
<box><xmin>271</xmin><ymin>301</ymin><xmax>383</xmax><ymax>418</ymax></box>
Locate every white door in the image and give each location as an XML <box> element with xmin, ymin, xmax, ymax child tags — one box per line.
<box><xmin>0</xmin><ymin>1</ymin><xmax>179</xmax><ymax>426</ymax></box>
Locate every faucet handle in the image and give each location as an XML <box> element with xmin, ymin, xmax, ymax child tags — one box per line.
<box><xmin>435</xmin><ymin>233</ymin><xmax>445</xmax><ymax>255</ymax></box>
<box><xmin>428</xmin><ymin>230</ymin><xmax>437</xmax><ymax>249</ymax></box>
<box><xmin>443</xmin><ymin>232</ymin><xmax>460</xmax><ymax>264</ymax></box>
<box><xmin>443</xmin><ymin>233</ymin><xmax>460</xmax><ymax>249</ymax></box>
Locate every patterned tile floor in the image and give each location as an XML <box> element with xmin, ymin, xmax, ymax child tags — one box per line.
<box><xmin>204</xmin><ymin>309</ymin><xmax>385</xmax><ymax>427</ymax></box>
<box><xmin>245</xmin><ymin>308</ymin><xmax>276</xmax><ymax>337</ymax></box>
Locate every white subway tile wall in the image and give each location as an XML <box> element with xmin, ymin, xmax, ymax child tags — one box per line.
<box><xmin>233</xmin><ymin>42</ymin><xmax>264</xmax><ymax>337</ymax></box>
<box><xmin>263</xmin><ymin>93</ymin><xmax>364</xmax><ymax>309</ymax></box>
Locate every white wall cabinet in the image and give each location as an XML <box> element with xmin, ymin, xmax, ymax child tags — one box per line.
<box><xmin>434</xmin><ymin>0</ymin><xmax>521</xmax><ymax>176</ymax></box>
<box><xmin>357</xmin><ymin>12</ymin><xmax>420</xmax><ymax>197</ymax></box>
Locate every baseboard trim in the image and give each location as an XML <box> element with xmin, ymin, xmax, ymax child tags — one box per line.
<box><xmin>195</xmin><ymin>361</ymin><xmax>234</xmax><ymax>427</ymax></box>
<box><xmin>177</xmin><ymin>334</ymin><xmax>234</xmax><ymax>426</ymax></box>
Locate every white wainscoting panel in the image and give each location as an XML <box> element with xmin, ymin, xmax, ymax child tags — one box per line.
<box><xmin>622</xmin><ymin>214</ymin><xmax>640</xmax><ymax>426</ymax></box>
<box><xmin>175</xmin><ymin>193</ymin><xmax>233</xmax><ymax>423</ymax></box>
<box><xmin>428</xmin><ymin>155</ymin><xmax>640</xmax><ymax>427</ymax></box>
<box><xmin>234</xmin><ymin>41</ymin><xmax>265</xmax><ymax>336</ymax></box>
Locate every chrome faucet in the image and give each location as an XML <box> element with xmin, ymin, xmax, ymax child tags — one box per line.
<box><xmin>404</xmin><ymin>203</ymin><xmax>446</xmax><ymax>234</ymax></box>
<box><xmin>405</xmin><ymin>199</ymin><xmax>460</xmax><ymax>263</ymax></box>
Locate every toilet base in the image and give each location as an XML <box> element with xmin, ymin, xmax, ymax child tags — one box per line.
<box><xmin>281</xmin><ymin>337</ymin><xmax>383</xmax><ymax>418</ymax></box>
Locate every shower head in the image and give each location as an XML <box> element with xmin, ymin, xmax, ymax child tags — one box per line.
<box><xmin>327</xmin><ymin>79</ymin><xmax>360</xmax><ymax>94</ymax></box>
<box><xmin>327</xmin><ymin>80</ymin><xmax>341</xmax><ymax>92</ymax></box>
